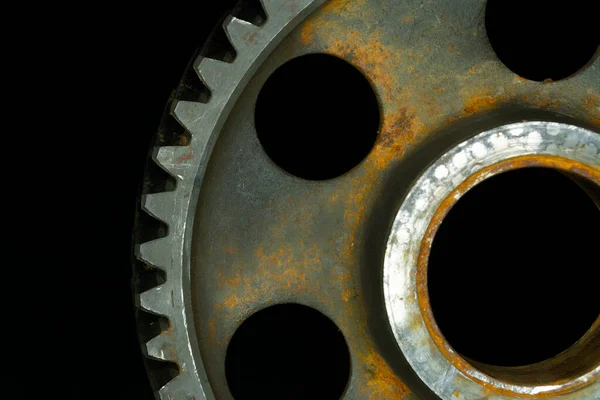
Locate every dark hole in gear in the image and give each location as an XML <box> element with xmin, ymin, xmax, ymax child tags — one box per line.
<box><xmin>255</xmin><ymin>54</ymin><xmax>380</xmax><ymax>181</ymax></box>
<box><xmin>428</xmin><ymin>168</ymin><xmax>600</xmax><ymax>367</ymax></box>
<box><xmin>485</xmin><ymin>0</ymin><xmax>599</xmax><ymax>81</ymax></box>
<box><xmin>225</xmin><ymin>304</ymin><xmax>351</xmax><ymax>399</ymax></box>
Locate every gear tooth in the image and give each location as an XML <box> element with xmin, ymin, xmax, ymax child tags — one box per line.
<box><xmin>141</xmin><ymin>192</ymin><xmax>176</xmax><ymax>224</ymax></box>
<box><xmin>136</xmin><ymin>238</ymin><xmax>171</xmax><ymax>271</ymax></box>
<box><xmin>194</xmin><ymin>57</ymin><xmax>233</xmax><ymax>93</ymax></box>
<box><xmin>137</xmin><ymin>285</ymin><xmax>169</xmax><ymax>315</ymax></box>
<box><xmin>158</xmin><ymin>373</ymin><xmax>196</xmax><ymax>400</ymax></box>
<box><xmin>146</xmin><ymin>331</ymin><xmax>177</xmax><ymax>361</ymax></box>
<box><xmin>154</xmin><ymin>146</ymin><xmax>194</xmax><ymax>176</ymax></box>
<box><xmin>224</xmin><ymin>16</ymin><xmax>261</xmax><ymax>52</ymax></box>
<box><xmin>171</xmin><ymin>100</ymin><xmax>210</xmax><ymax>135</ymax></box>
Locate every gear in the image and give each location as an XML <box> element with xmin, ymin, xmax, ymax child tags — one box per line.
<box><xmin>134</xmin><ymin>1</ymin><xmax>600</xmax><ymax>399</ymax></box>
<box><xmin>134</xmin><ymin>2</ymin><xmax>325</xmax><ymax>399</ymax></box>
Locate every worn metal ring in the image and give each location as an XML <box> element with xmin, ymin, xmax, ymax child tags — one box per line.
<box><xmin>384</xmin><ymin>121</ymin><xmax>600</xmax><ymax>399</ymax></box>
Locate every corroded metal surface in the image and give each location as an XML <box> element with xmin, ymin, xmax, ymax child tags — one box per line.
<box><xmin>134</xmin><ymin>1</ymin><xmax>324</xmax><ymax>399</ymax></box>
<box><xmin>136</xmin><ymin>0</ymin><xmax>599</xmax><ymax>399</ymax></box>
<box><xmin>385</xmin><ymin>122</ymin><xmax>600</xmax><ymax>399</ymax></box>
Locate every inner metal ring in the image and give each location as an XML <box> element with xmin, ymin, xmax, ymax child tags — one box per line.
<box><xmin>384</xmin><ymin>121</ymin><xmax>600</xmax><ymax>399</ymax></box>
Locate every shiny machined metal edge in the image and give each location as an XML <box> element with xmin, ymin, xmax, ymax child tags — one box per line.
<box><xmin>134</xmin><ymin>1</ymin><xmax>324</xmax><ymax>399</ymax></box>
<box><xmin>384</xmin><ymin>121</ymin><xmax>600</xmax><ymax>400</ymax></box>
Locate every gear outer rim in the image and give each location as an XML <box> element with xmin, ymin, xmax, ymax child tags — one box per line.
<box><xmin>134</xmin><ymin>1</ymin><xmax>324</xmax><ymax>399</ymax></box>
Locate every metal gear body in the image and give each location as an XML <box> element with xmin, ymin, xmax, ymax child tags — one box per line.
<box><xmin>134</xmin><ymin>1</ymin><xmax>600</xmax><ymax>399</ymax></box>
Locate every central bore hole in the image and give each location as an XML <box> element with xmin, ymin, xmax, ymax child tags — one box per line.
<box><xmin>428</xmin><ymin>168</ymin><xmax>600</xmax><ymax>367</ymax></box>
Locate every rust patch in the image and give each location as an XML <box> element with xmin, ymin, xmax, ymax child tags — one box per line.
<box><xmin>176</xmin><ymin>152</ymin><xmax>194</xmax><ymax>162</ymax></box>
<box><xmin>223</xmin><ymin>294</ymin><xmax>240</xmax><ymax>310</ymax></box>
<box><xmin>216</xmin><ymin>242</ymin><xmax>325</xmax><ymax>314</ymax></box>
<box><xmin>583</xmin><ymin>93</ymin><xmax>600</xmax><ymax>126</ymax></box>
<box><xmin>298</xmin><ymin>10</ymin><xmax>425</xmax><ymax>397</ymax></box>
<box><xmin>361</xmin><ymin>350</ymin><xmax>411</xmax><ymax>399</ymax></box>
<box><xmin>445</xmin><ymin>93</ymin><xmax>503</xmax><ymax>124</ymax></box>
<box><xmin>462</xmin><ymin>94</ymin><xmax>500</xmax><ymax>115</ymax></box>
<box><xmin>216</xmin><ymin>270</ymin><xmax>242</xmax><ymax>289</ymax></box>
<box><xmin>416</xmin><ymin>155</ymin><xmax>600</xmax><ymax>398</ymax></box>
<box><xmin>320</xmin><ymin>0</ymin><xmax>367</xmax><ymax>18</ymax></box>
<box><xmin>208</xmin><ymin>317</ymin><xmax>217</xmax><ymax>345</ymax></box>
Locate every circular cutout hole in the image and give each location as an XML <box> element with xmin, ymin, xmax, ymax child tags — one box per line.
<box><xmin>428</xmin><ymin>168</ymin><xmax>600</xmax><ymax>368</ymax></box>
<box><xmin>485</xmin><ymin>0</ymin><xmax>599</xmax><ymax>81</ymax></box>
<box><xmin>225</xmin><ymin>304</ymin><xmax>351</xmax><ymax>399</ymax></box>
<box><xmin>255</xmin><ymin>54</ymin><xmax>380</xmax><ymax>180</ymax></box>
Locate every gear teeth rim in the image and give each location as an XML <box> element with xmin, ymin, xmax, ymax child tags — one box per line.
<box><xmin>194</xmin><ymin>57</ymin><xmax>235</xmax><ymax>93</ymax></box>
<box><xmin>137</xmin><ymin>284</ymin><xmax>171</xmax><ymax>315</ymax></box>
<box><xmin>142</xmin><ymin>192</ymin><xmax>178</xmax><ymax>225</ymax></box>
<box><xmin>134</xmin><ymin>1</ymin><xmax>324</xmax><ymax>397</ymax></box>
<box><xmin>154</xmin><ymin>146</ymin><xmax>195</xmax><ymax>177</ymax></box>
<box><xmin>135</xmin><ymin>238</ymin><xmax>172</xmax><ymax>271</ymax></box>
<box><xmin>146</xmin><ymin>330</ymin><xmax>178</xmax><ymax>361</ymax></box>
<box><xmin>171</xmin><ymin>100</ymin><xmax>211</xmax><ymax>135</ymax></box>
<box><xmin>158</xmin><ymin>373</ymin><xmax>200</xmax><ymax>400</ymax></box>
<box><xmin>224</xmin><ymin>16</ymin><xmax>262</xmax><ymax>53</ymax></box>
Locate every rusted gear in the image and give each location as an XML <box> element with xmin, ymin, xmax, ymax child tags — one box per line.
<box><xmin>134</xmin><ymin>1</ymin><xmax>600</xmax><ymax>399</ymax></box>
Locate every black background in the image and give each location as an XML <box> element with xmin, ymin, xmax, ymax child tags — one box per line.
<box><xmin>65</xmin><ymin>2</ymin><xmax>237</xmax><ymax>399</ymax></box>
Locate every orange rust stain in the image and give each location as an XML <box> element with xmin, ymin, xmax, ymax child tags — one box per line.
<box><xmin>361</xmin><ymin>350</ymin><xmax>411</xmax><ymax>399</ymax></box>
<box><xmin>462</xmin><ymin>94</ymin><xmax>499</xmax><ymax>114</ymax></box>
<box><xmin>584</xmin><ymin>93</ymin><xmax>599</xmax><ymax>109</ymax></box>
<box><xmin>583</xmin><ymin>94</ymin><xmax>600</xmax><ymax>125</ymax></box>
<box><xmin>523</xmin><ymin>91</ymin><xmax>562</xmax><ymax>110</ymax></box>
<box><xmin>445</xmin><ymin>92</ymin><xmax>507</xmax><ymax>124</ymax></box>
<box><xmin>302</xmin><ymin>14</ymin><xmax>425</xmax><ymax>320</ymax></box>
<box><xmin>300</xmin><ymin>0</ymin><xmax>366</xmax><ymax>45</ymax></box>
<box><xmin>468</xmin><ymin>66</ymin><xmax>476</xmax><ymax>75</ymax></box>
<box><xmin>300</xmin><ymin>23</ymin><xmax>314</xmax><ymax>46</ymax></box>
<box><xmin>223</xmin><ymin>294</ymin><xmax>240</xmax><ymax>310</ymax></box>
<box><xmin>208</xmin><ymin>317</ymin><xmax>217</xmax><ymax>345</ymax></box>
<box><xmin>445</xmin><ymin>94</ymin><xmax>500</xmax><ymax>124</ymax></box>
<box><xmin>452</xmin><ymin>390</ymin><xmax>461</xmax><ymax>398</ymax></box>
<box><xmin>164</xmin><ymin>325</ymin><xmax>176</xmax><ymax>341</ymax></box>
<box><xmin>216</xmin><ymin>243</ymin><xmax>325</xmax><ymax>312</ymax></box>
<box><xmin>321</xmin><ymin>0</ymin><xmax>366</xmax><ymax>16</ymax></box>
<box><xmin>216</xmin><ymin>271</ymin><xmax>242</xmax><ymax>289</ymax></box>
<box><xmin>176</xmin><ymin>152</ymin><xmax>193</xmax><ymax>162</ymax></box>
<box><xmin>301</xmin><ymin>3</ymin><xmax>425</xmax><ymax>173</ymax></box>
<box><xmin>372</xmin><ymin>107</ymin><xmax>422</xmax><ymax>171</ymax></box>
